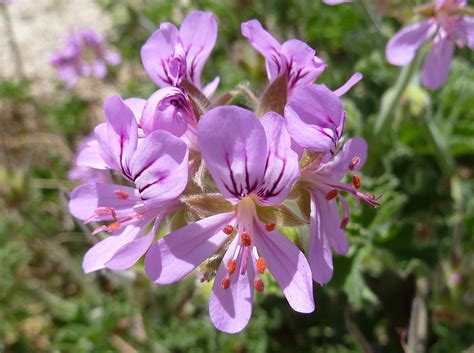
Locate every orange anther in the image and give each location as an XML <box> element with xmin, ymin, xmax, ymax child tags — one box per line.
<box><xmin>265</xmin><ymin>223</ymin><xmax>276</xmax><ymax>232</ymax></box>
<box><xmin>349</xmin><ymin>156</ymin><xmax>361</xmax><ymax>170</ymax></box>
<box><xmin>223</xmin><ymin>225</ymin><xmax>234</xmax><ymax>235</ymax></box>
<box><xmin>114</xmin><ymin>190</ymin><xmax>129</xmax><ymax>200</ymax></box>
<box><xmin>340</xmin><ymin>217</ymin><xmax>349</xmax><ymax>229</ymax></box>
<box><xmin>256</xmin><ymin>257</ymin><xmax>267</xmax><ymax>274</ymax></box>
<box><xmin>227</xmin><ymin>259</ymin><xmax>237</xmax><ymax>275</ymax></box>
<box><xmin>352</xmin><ymin>175</ymin><xmax>361</xmax><ymax>189</ymax></box>
<box><xmin>241</xmin><ymin>232</ymin><xmax>251</xmax><ymax>247</ymax></box>
<box><xmin>325</xmin><ymin>189</ymin><xmax>338</xmax><ymax>200</ymax></box>
<box><xmin>254</xmin><ymin>279</ymin><xmax>264</xmax><ymax>292</ymax></box>
<box><xmin>221</xmin><ymin>276</ymin><xmax>231</xmax><ymax>289</ymax></box>
<box><xmin>107</xmin><ymin>222</ymin><xmax>121</xmax><ymax>233</ymax></box>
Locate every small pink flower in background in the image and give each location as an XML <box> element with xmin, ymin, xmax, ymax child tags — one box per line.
<box><xmin>141</xmin><ymin>11</ymin><xmax>220</xmax><ymax>96</ymax></box>
<box><xmin>386</xmin><ymin>0</ymin><xmax>474</xmax><ymax>89</ymax></box>
<box><xmin>322</xmin><ymin>0</ymin><xmax>353</xmax><ymax>5</ymax></box>
<box><xmin>145</xmin><ymin>106</ymin><xmax>314</xmax><ymax>333</ymax></box>
<box><xmin>241</xmin><ymin>19</ymin><xmax>326</xmax><ymax>96</ymax></box>
<box><xmin>69</xmin><ymin>96</ymin><xmax>188</xmax><ymax>273</ymax></box>
<box><xmin>51</xmin><ymin>28</ymin><xmax>121</xmax><ymax>88</ymax></box>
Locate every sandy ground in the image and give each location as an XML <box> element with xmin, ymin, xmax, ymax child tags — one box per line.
<box><xmin>0</xmin><ymin>0</ymin><xmax>116</xmax><ymax>97</ymax></box>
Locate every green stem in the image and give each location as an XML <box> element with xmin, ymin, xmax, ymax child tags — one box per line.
<box><xmin>373</xmin><ymin>53</ymin><xmax>421</xmax><ymax>137</ymax></box>
<box><xmin>357</xmin><ymin>0</ymin><xmax>385</xmax><ymax>38</ymax></box>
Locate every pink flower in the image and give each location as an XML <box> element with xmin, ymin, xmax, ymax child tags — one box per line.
<box><xmin>386</xmin><ymin>0</ymin><xmax>474</xmax><ymax>89</ymax></box>
<box><xmin>141</xmin><ymin>11</ymin><xmax>219</xmax><ymax>96</ymax></box>
<box><xmin>144</xmin><ymin>106</ymin><xmax>314</xmax><ymax>333</ymax></box>
<box><xmin>51</xmin><ymin>28</ymin><xmax>121</xmax><ymax>88</ymax></box>
<box><xmin>69</xmin><ymin>96</ymin><xmax>188</xmax><ymax>273</ymax></box>
<box><xmin>322</xmin><ymin>0</ymin><xmax>353</xmax><ymax>5</ymax></box>
<box><xmin>241</xmin><ymin>19</ymin><xmax>326</xmax><ymax>95</ymax></box>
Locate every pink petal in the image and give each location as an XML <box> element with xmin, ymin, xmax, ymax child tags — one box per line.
<box><xmin>198</xmin><ymin>106</ymin><xmax>268</xmax><ymax>203</ymax></box>
<box><xmin>75</xmin><ymin>133</ymin><xmax>108</xmax><ymax>170</ymax></box>
<box><xmin>253</xmin><ymin>222</ymin><xmax>315</xmax><ymax>313</ymax></box>
<box><xmin>105</xmin><ymin>216</ymin><xmax>161</xmax><ymax>271</ymax></box>
<box><xmin>145</xmin><ymin>212</ymin><xmax>235</xmax><ymax>284</ymax></box>
<box><xmin>69</xmin><ymin>182</ymin><xmax>139</xmax><ymax>221</ymax></box>
<box><xmin>285</xmin><ymin>84</ymin><xmax>344</xmax><ymax>155</ymax></box>
<box><xmin>104</xmin><ymin>96</ymin><xmax>139</xmax><ymax>179</ymax></box>
<box><xmin>257</xmin><ymin>112</ymin><xmax>300</xmax><ymax>205</ymax></box>
<box><xmin>202</xmin><ymin>76</ymin><xmax>220</xmax><ymax>97</ymax></box>
<box><xmin>82</xmin><ymin>223</ymin><xmax>143</xmax><ymax>273</ymax></box>
<box><xmin>141</xmin><ymin>22</ymin><xmax>180</xmax><ymax>87</ymax></box>
<box><xmin>320</xmin><ymin>136</ymin><xmax>368</xmax><ymax>180</ymax></box>
<box><xmin>309</xmin><ymin>192</ymin><xmax>334</xmax><ymax>285</ymax></box>
<box><xmin>386</xmin><ymin>20</ymin><xmax>437</xmax><ymax>66</ymax></box>
<box><xmin>130</xmin><ymin>130</ymin><xmax>188</xmax><ymax>207</ymax></box>
<box><xmin>333</xmin><ymin>72</ymin><xmax>363</xmax><ymax>97</ymax></box>
<box><xmin>453</xmin><ymin>17</ymin><xmax>474</xmax><ymax>50</ymax></box>
<box><xmin>323</xmin><ymin>0</ymin><xmax>353</xmax><ymax>4</ymax></box>
<box><xmin>209</xmin><ymin>236</ymin><xmax>254</xmax><ymax>333</ymax></box>
<box><xmin>241</xmin><ymin>19</ymin><xmax>283</xmax><ymax>81</ymax></box>
<box><xmin>179</xmin><ymin>11</ymin><xmax>218</xmax><ymax>88</ymax></box>
<box><xmin>421</xmin><ymin>35</ymin><xmax>455</xmax><ymax>89</ymax></box>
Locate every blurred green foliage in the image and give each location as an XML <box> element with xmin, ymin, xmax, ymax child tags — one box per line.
<box><xmin>1</xmin><ymin>0</ymin><xmax>474</xmax><ymax>352</ymax></box>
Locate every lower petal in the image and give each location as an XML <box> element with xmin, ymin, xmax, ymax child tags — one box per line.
<box><xmin>209</xmin><ymin>237</ymin><xmax>254</xmax><ymax>333</ymax></box>
<box><xmin>144</xmin><ymin>212</ymin><xmax>235</xmax><ymax>284</ymax></box>
<box><xmin>421</xmin><ymin>36</ymin><xmax>454</xmax><ymax>90</ymax></box>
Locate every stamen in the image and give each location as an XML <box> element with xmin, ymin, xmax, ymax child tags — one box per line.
<box><xmin>256</xmin><ymin>257</ymin><xmax>267</xmax><ymax>274</ymax></box>
<box><xmin>114</xmin><ymin>189</ymin><xmax>129</xmax><ymax>200</ymax></box>
<box><xmin>221</xmin><ymin>276</ymin><xmax>231</xmax><ymax>289</ymax></box>
<box><xmin>223</xmin><ymin>225</ymin><xmax>234</xmax><ymax>235</ymax></box>
<box><xmin>241</xmin><ymin>232</ymin><xmax>252</xmax><ymax>247</ymax></box>
<box><xmin>265</xmin><ymin>223</ymin><xmax>276</xmax><ymax>232</ymax></box>
<box><xmin>254</xmin><ymin>279</ymin><xmax>264</xmax><ymax>292</ymax></box>
<box><xmin>349</xmin><ymin>156</ymin><xmax>360</xmax><ymax>171</ymax></box>
<box><xmin>227</xmin><ymin>259</ymin><xmax>236</xmax><ymax>275</ymax></box>
<box><xmin>94</xmin><ymin>207</ymin><xmax>117</xmax><ymax>219</ymax></box>
<box><xmin>352</xmin><ymin>175</ymin><xmax>361</xmax><ymax>189</ymax></box>
<box><xmin>325</xmin><ymin>189</ymin><xmax>338</xmax><ymax>200</ymax></box>
<box><xmin>92</xmin><ymin>225</ymin><xmax>107</xmax><ymax>235</ymax></box>
<box><xmin>340</xmin><ymin>217</ymin><xmax>349</xmax><ymax>229</ymax></box>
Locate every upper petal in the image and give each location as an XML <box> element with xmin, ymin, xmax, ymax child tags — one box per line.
<box><xmin>130</xmin><ymin>130</ymin><xmax>189</xmax><ymax>207</ymax></box>
<box><xmin>124</xmin><ymin>97</ymin><xmax>146</xmax><ymax>124</ymax></box>
<box><xmin>285</xmin><ymin>84</ymin><xmax>344</xmax><ymax>155</ymax></box>
<box><xmin>253</xmin><ymin>222</ymin><xmax>315</xmax><ymax>313</ymax></box>
<box><xmin>144</xmin><ymin>212</ymin><xmax>235</xmax><ymax>284</ymax></box>
<box><xmin>386</xmin><ymin>20</ymin><xmax>437</xmax><ymax>66</ymax></box>
<box><xmin>198</xmin><ymin>106</ymin><xmax>268</xmax><ymax>203</ymax></box>
<box><xmin>141</xmin><ymin>22</ymin><xmax>181</xmax><ymax>87</ymax></box>
<box><xmin>453</xmin><ymin>16</ymin><xmax>474</xmax><ymax>50</ymax></box>
<box><xmin>103</xmin><ymin>96</ymin><xmax>139</xmax><ymax>179</ymax></box>
<box><xmin>209</xmin><ymin>236</ymin><xmax>254</xmax><ymax>333</ymax></box>
<box><xmin>256</xmin><ymin>112</ymin><xmax>300</xmax><ymax>205</ymax></box>
<box><xmin>421</xmin><ymin>34</ymin><xmax>455</xmax><ymax>89</ymax></box>
<box><xmin>241</xmin><ymin>19</ymin><xmax>283</xmax><ymax>81</ymax></box>
<box><xmin>179</xmin><ymin>11</ymin><xmax>218</xmax><ymax>88</ymax></box>
<box><xmin>75</xmin><ymin>133</ymin><xmax>108</xmax><ymax>170</ymax></box>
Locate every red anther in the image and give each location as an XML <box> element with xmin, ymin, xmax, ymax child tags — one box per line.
<box><xmin>340</xmin><ymin>217</ymin><xmax>349</xmax><ymax>229</ymax></box>
<box><xmin>221</xmin><ymin>276</ymin><xmax>231</xmax><ymax>289</ymax></box>
<box><xmin>241</xmin><ymin>232</ymin><xmax>252</xmax><ymax>247</ymax></box>
<box><xmin>352</xmin><ymin>175</ymin><xmax>361</xmax><ymax>189</ymax></box>
<box><xmin>325</xmin><ymin>189</ymin><xmax>338</xmax><ymax>200</ymax></box>
<box><xmin>256</xmin><ymin>257</ymin><xmax>267</xmax><ymax>274</ymax></box>
<box><xmin>94</xmin><ymin>207</ymin><xmax>117</xmax><ymax>219</ymax></box>
<box><xmin>107</xmin><ymin>221</ymin><xmax>121</xmax><ymax>233</ymax></box>
<box><xmin>114</xmin><ymin>190</ymin><xmax>129</xmax><ymax>200</ymax></box>
<box><xmin>349</xmin><ymin>156</ymin><xmax>361</xmax><ymax>170</ymax></box>
<box><xmin>254</xmin><ymin>279</ymin><xmax>264</xmax><ymax>292</ymax></box>
<box><xmin>227</xmin><ymin>259</ymin><xmax>237</xmax><ymax>275</ymax></box>
<box><xmin>265</xmin><ymin>223</ymin><xmax>276</xmax><ymax>232</ymax></box>
<box><xmin>223</xmin><ymin>225</ymin><xmax>234</xmax><ymax>235</ymax></box>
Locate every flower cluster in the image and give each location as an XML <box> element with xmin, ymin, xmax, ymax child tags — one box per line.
<box><xmin>51</xmin><ymin>28</ymin><xmax>121</xmax><ymax>88</ymax></box>
<box><xmin>68</xmin><ymin>11</ymin><xmax>379</xmax><ymax>333</ymax></box>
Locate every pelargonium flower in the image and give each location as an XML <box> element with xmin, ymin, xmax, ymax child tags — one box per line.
<box><xmin>386</xmin><ymin>0</ymin><xmax>474</xmax><ymax>89</ymax></box>
<box><xmin>241</xmin><ymin>19</ymin><xmax>326</xmax><ymax>95</ymax></box>
<box><xmin>145</xmin><ymin>106</ymin><xmax>314</xmax><ymax>333</ymax></box>
<box><xmin>141</xmin><ymin>11</ymin><xmax>219</xmax><ymax>96</ymax></box>
<box><xmin>69</xmin><ymin>96</ymin><xmax>188</xmax><ymax>273</ymax></box>
<box><xmin>51</xmin><ymin>28</ymin><xmax>121</xmax><ymax>88</ymax></box>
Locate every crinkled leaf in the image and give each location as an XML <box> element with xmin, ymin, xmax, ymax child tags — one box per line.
<box><xmin>181</xmin><ymin>193</ymin><xmax>235</xmax><ymax>218</ymax></box>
